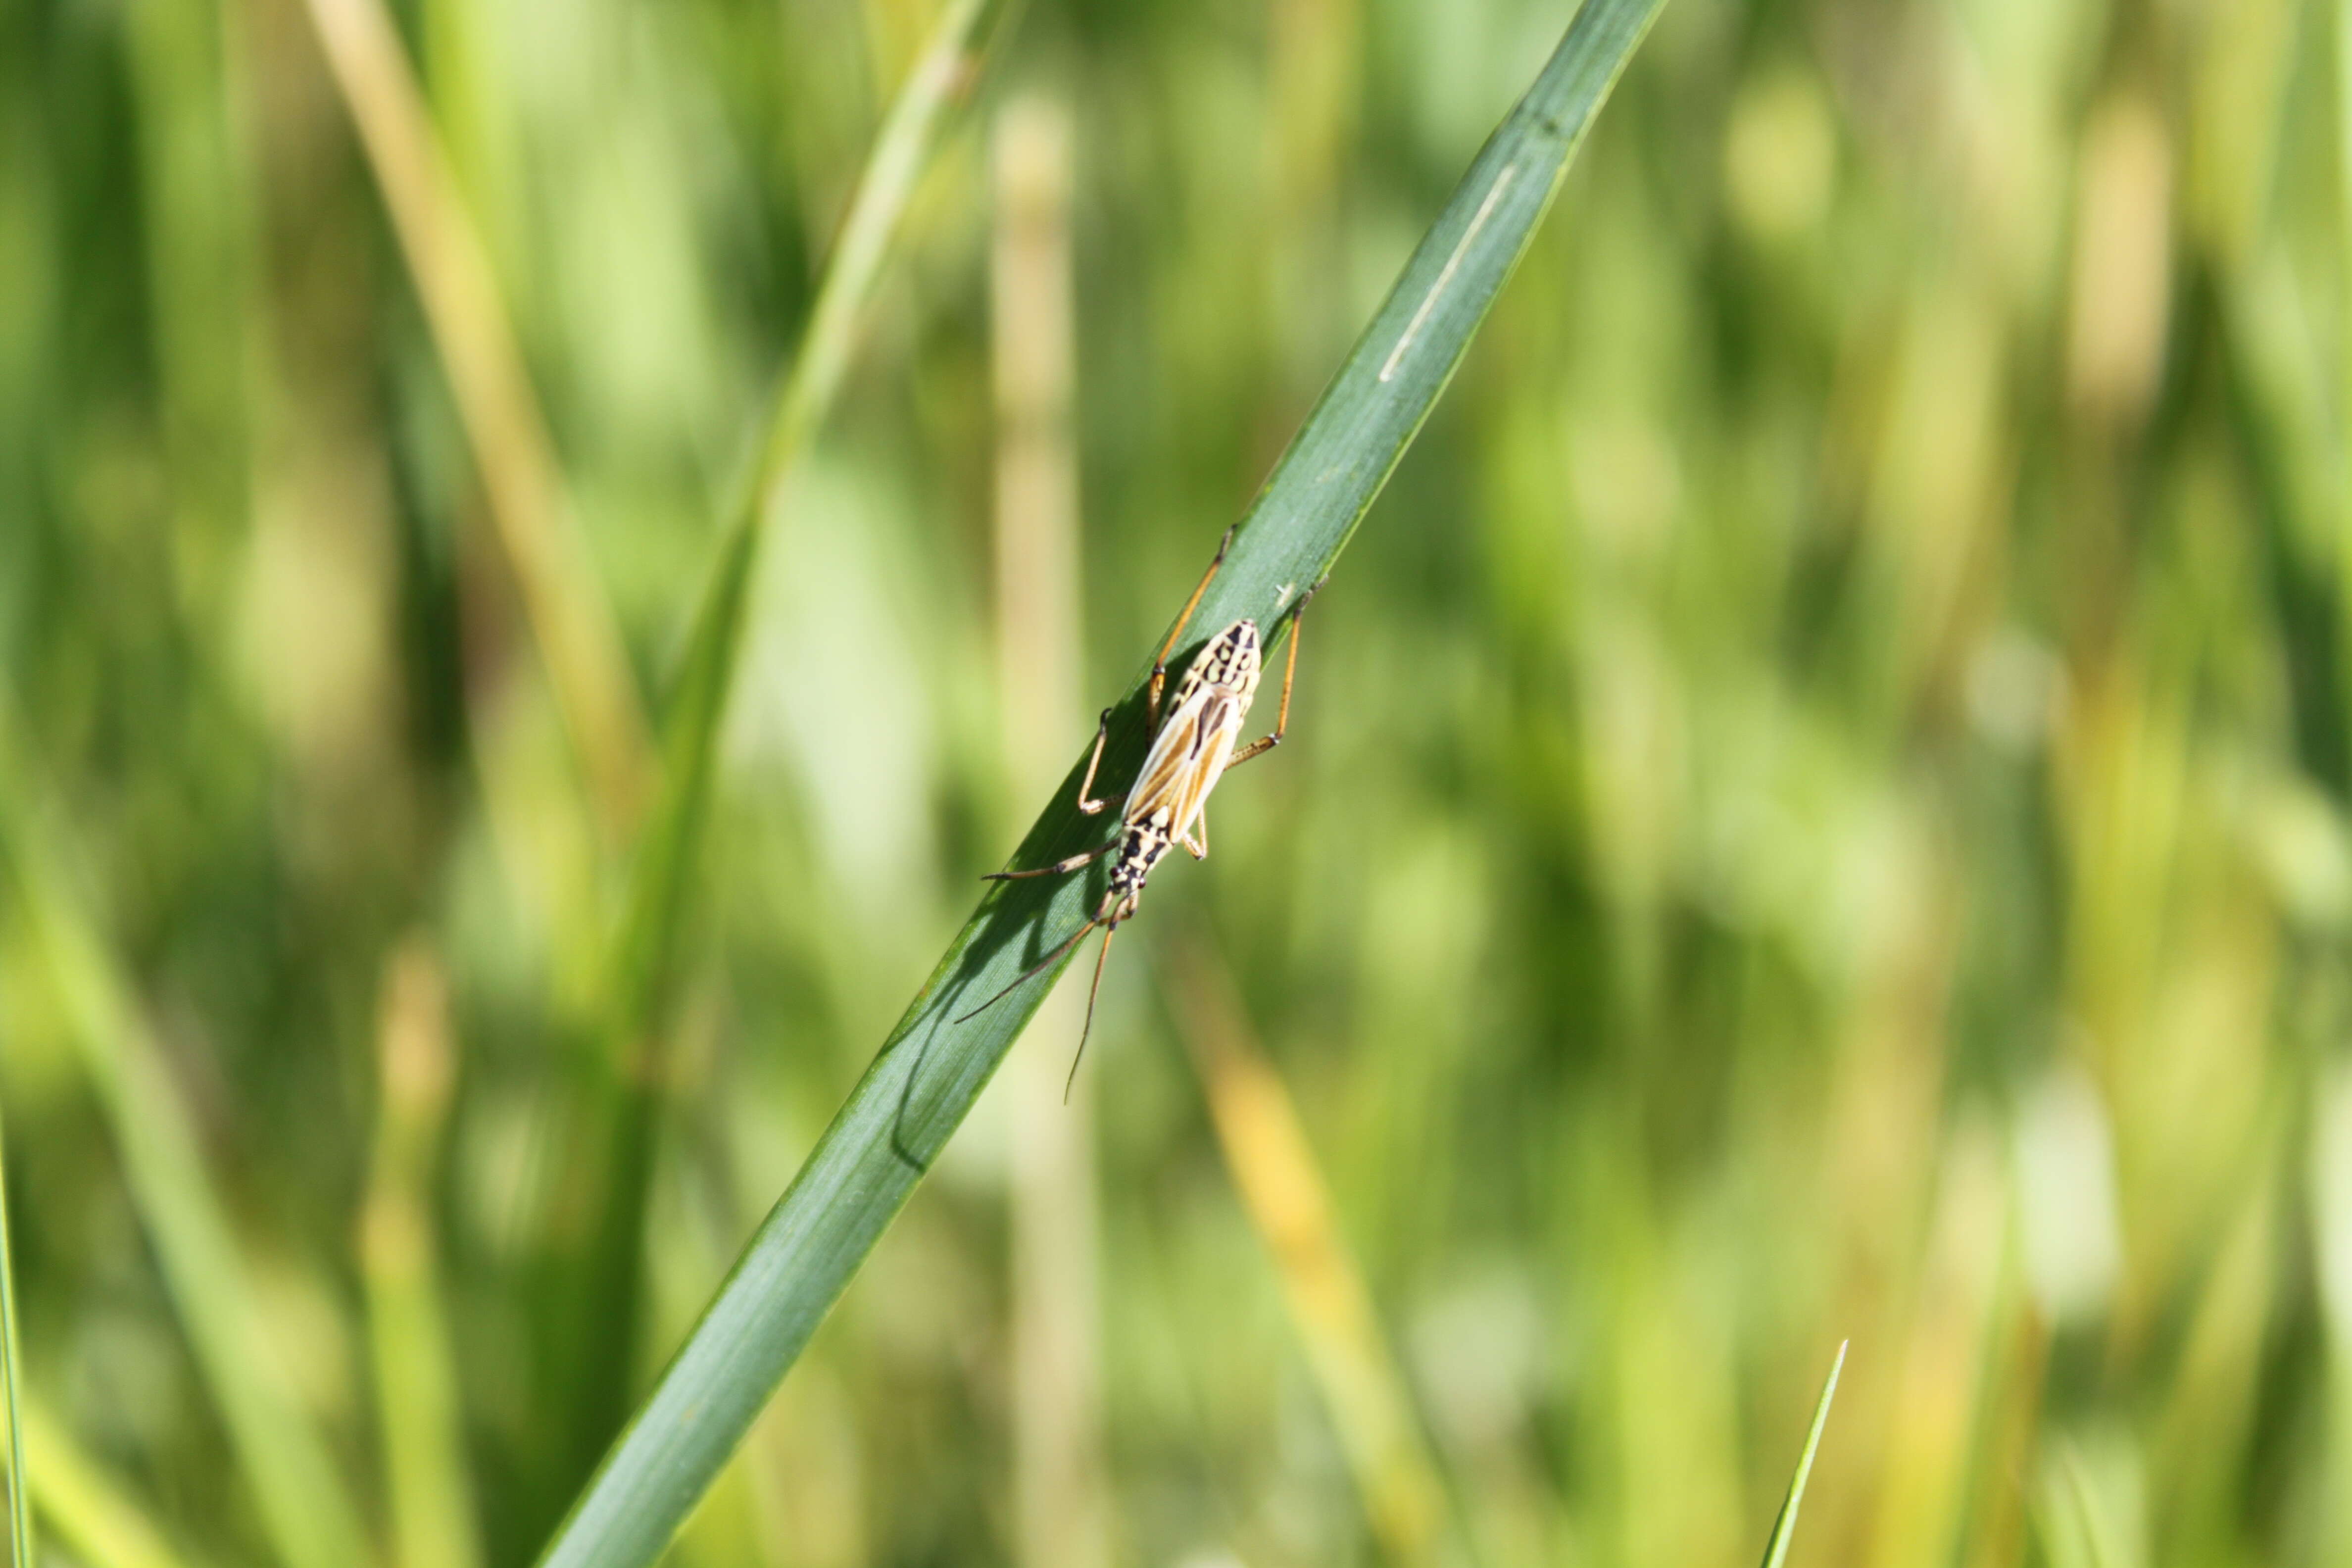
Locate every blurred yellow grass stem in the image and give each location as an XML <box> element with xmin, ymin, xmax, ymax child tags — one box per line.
<box><xmin>992</xmin><ymin>92</ymin><xmax>1110</xmax><ymax>1568</ymax></box>
<box><xmin>1864</xmin><ymin>1121</ymin><xmax>2009</xmax><ymax>1568</ymax></box>
<box><xmin>21</xmin><ymin>1399</ymin><xmax>211</xmax><ymax>1568</ymax></box>
<box><xmin>2064</xmin><ymin>97</ymin><xmax>2172</xmax><ymax>428</ymax></box>
<box><xmin>0</xmin><ymin>712</ymin><xmax>371</xmax><ymax>1568</ymax></box>
<box><xmin>362</xmin><ymin>940</ymin><xmax>484</xmax><ymax>1568</ymax></box>
<box><xmin>1165</xmin><ymin>937</ymin><xmax>1449</xmax><ymax>1567</ymax></box>
<box><xmin>298</xmin><ymin>0</ymin><xmax>653</xmax><ymax>838</ymax></box>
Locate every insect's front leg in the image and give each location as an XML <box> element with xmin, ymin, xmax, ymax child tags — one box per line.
<box><xmin>1182</xmin><ymin>812</ymin><xmax>1208</xmax><ymax>860</ymax></box>
<box><xmin>1075</xmin><ymin>708</ymin><xmax>1114</xmax><ymax>814</ymax></box>
<box><xmin>1230</xmin><ymin>578</ymin><xmax>1320</xmax><ymax>768</ymax></box>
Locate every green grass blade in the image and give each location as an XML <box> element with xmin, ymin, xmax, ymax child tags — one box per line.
<box><xmin>1756</xmin><ymin>1342</ymin><xmax>1846</xmax><ymax>1568</ymax></box>
<box><xmin>0</xmin><ymin>715</ymin><xmax>371</xmax><ymax>1568</ymax></box>
<box><xmin>0</xmin><ymin>1083</ymin><xmax>31</xmax><ymax>1568</ymax></box>
<box><xmin>534</xmin><ymin>4</ymin><xmax>1664</xmax><ymax>1565</ymax></box>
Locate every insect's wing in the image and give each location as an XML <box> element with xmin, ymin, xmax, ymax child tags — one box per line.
<box><xmin>1172</xmin><ymin>701</ymin><xmax>1243</xmax><ymax>837</ymax></box>
<box><xmin>1124</xmin><ymin>687</ymin><xmax>1244</xmax><ymax>838</ymax></box>
<box><xmin>1122</xmin><ymin>689</ymin><xmax>1207</xmax><ymax>826</ymax></box>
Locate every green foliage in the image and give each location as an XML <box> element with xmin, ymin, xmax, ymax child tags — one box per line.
<box><xmin>0</xmin><ymin>725</ymin><xmax>368</xmax><ymax>1568</ymax></box>
<box><xmin>0</xmin><ymin>0</ymin><xmax>2346</xmax><ymax>1565</ymax></box>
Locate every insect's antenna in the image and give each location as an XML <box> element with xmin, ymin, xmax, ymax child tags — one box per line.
<box><xmin>952</xmin><ymin>916</ymin><xmax>1102</xmax><ymax>1025</ymax></box>
<box><xmin>1158</xmin><ymin>526</ymin><xmax>1233</xmax><ymax>667</ymax></box>
<box><xmin>1063</xmin><ymin>924</ymin><xmax>1119</xmax><ymax>1103</ymax></box>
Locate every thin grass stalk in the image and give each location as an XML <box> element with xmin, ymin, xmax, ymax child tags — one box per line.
<box><xmin>298</xmin><ymin>0</ymin><xmax>652</xmax><ymax>837</ymax></box>
<box><xmin>1756</xmin><ymin>1343</ymin><xmax>1845</xmax><ymax>1568</ymax></box>
<box><xmin>1953</xmin><ymin>1262</ymin><xmax>2044</xmax><ymax>1568</ymax></box>
<box><xmin>1163</xmin><ymin>935</ymin><xmax>1450</xmax><ymax>1566</ymax></box>
<box><xmin>2339</xmin><ymin>0</ymin><xmax>2352</xmax><ymax>769</ymax></box>
<box><xmin>2033</xmin><ymin>1445</ymin><xmax>2128</xmax><ymax>1568</ymax></box>
<box><xmin>362</xmin><ymin>940</ymin><xmax>484</xmax><ymax>1568</ymax></box>
<box><xmin>0</xmin><ymin>1084</ymin><xmax>30</xmax><ymax>1568</ymax></box>
<box><xmin>603</xmin><ymin>0</ymin><xmax>1025</xmax><ymax>1063</ymax></box>
<box><xmin>2062</xmin><ymin>1452</ymin><xmax>2123</xmax><ymax>1568</ymax></box>
<box><xmin>519</xmin><ymin>0</ymin><xmax>1025</xmax><ymax>1511</ymax></box>
<box><xmin>22</xmin><ymin>1401</ymin><xmax>211</xmax><ymax>1568</ymax></box>
<box><xmin>2317</xmin><ymin>1067</ymin><xmax>2352</xmax><ymax>1565</ymax></box>
<box><xmin>120</xmin><ymin>0</ymin><xmax>255</xmax><ymax>630</ymax></box>
<box><xmin>2209</xmin><ymin>254</ymin><xmax>2343</xmax><ymax>796</ymax></box>
<box><xmin>0</xmin><ymin>712</ymin><xmax>371</xmax><ymax>1568</ymax></box>
<box><xmin>532</xmin><ymin>5</ymin><xmax>1664</xmax><ymax>1563</ymax></box>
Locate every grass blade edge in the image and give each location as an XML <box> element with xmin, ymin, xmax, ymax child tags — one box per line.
<box><xmin>1758</xmin><ymin>1341</ymin><xmax>1847</xmax><ymax>1568</ymax></box>
<box><xmin>0</xmin><ymin>1086</ymin><xmax>31</xmax><ymax>1568</ymax></box>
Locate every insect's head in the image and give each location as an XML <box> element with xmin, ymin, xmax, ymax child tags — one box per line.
<box><xmin>1094</xmin><ymin>876</ymin><xmax>1143</xmax><ymax>926</ymax></box>
<box><xmin>1191</xmin><ymin>619</ymin><xmax>1264</xmax><ymax>695</ymax></box>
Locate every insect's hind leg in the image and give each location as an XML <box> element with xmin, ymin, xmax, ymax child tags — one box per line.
<box><xmin>1230</xmin><ymin>578</ymin><xmax>1318</xmax><ymax>768</ymax></box>
<box><xmin>1149</xmin><ymin>525</ymin><xmax>1235</xmax><ymax>728</ymax></box>
<box><xmin>983</xmin><ymin>842</ymin><xmax>1112</xmax><ymax>882</ymax></box>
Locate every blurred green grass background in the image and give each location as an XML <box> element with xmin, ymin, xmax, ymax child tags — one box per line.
<box><xmin>0</xmin><ymin>0</ymin><xmax>2341</xmax><ymax>1564</ymax></box>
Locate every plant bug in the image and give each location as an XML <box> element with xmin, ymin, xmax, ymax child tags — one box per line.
<box><xmin>960</xmin><ymin>527</ymin><xmax>1317</xmax><ymax>1094</ymax></box>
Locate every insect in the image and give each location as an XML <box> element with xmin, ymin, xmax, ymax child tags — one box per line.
<box><xmin>958</xmin><ymin>527</ymin><xmax>1317</xmax><ymax>1093</ymax></box>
